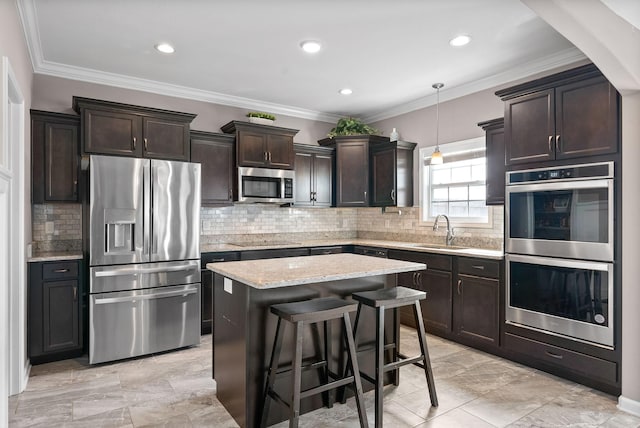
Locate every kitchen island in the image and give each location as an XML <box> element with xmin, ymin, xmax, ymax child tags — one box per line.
<box><xmin>207</xmin><ymin>253</ymin><xmax>425</xmax><ymax>427</ymax></box>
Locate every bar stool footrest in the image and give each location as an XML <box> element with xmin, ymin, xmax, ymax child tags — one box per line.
<box><xmin>384</xmin><ymin>354</ymin><xmax>424</xmax><ymax>372</ymax></box>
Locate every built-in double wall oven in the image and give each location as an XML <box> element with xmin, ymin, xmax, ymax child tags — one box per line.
<box><xmin>505</xmin><ymin>161</ymin><xmax>615</xmax><ymax>348</ymax></box>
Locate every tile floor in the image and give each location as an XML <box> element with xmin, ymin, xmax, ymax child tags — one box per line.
<box><xmin>8</xmin><ymin>328</ymin><xmax>640</xmax><ymax>427</ymax></box>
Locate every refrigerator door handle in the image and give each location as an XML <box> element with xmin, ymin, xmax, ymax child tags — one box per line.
<box><xmin>94</xmin><ymin>287</ymin><xmax>198</xmax><ymax>305</ymax></box>
<box><xmin>94</xmin><ymin>264</ymin><xmax>197</xmax><ymax>278</ymax></box>
<box><xmin>149</xmin><ymin>163</ymin><xmax>156</xmax><ymax>255</ymax></box>
<box><xmin>142</xmin><ymin>161</ymin><xmax>151</xmax><ymax>258</ymax></box>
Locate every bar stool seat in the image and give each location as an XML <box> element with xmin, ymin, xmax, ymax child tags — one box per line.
<box><xmin>260</xmin><ymin>297</ymin><xmax>368</xmax><ymax>428</ymax></box>
<box><xmin>342</xmin><ymin>286</ymin><xmax>438</xmax><ymax>427</ymax></box>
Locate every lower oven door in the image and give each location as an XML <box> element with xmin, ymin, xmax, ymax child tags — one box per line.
<box><xmin>89</xmin><ymin>283</ymin><xmax>200</xmax><ymax>364</ymax></box>
<box><xmin>506</xmin><ymin>254</ymin><xmax>613</xmax><ymax>348</ymax></box>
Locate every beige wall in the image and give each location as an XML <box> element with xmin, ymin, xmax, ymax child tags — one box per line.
<box><xmin>31</xmin><ymin>75</ymin><xmax>333</xmax><ymax>145</ymax></box>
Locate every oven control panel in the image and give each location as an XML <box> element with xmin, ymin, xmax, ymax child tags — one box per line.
<box><xmin>508</xmin><ymin>162</ymin><xmax>613</xmax><ymax>184</ymax></box>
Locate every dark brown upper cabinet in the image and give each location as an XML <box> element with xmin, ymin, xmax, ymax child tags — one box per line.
<box><xmin>370</xmin><ymin>140</ymin><xmax>416</xmax><ymax>207</ymax></box>
<box><xmin>221</xmin><ymin>121</ymin><xmax>298</xmax><ymax>169</ymax></box>
<box><xmin>497</xmin><ymin>64</ymin><xmax>619</xmax><ymax>166</ymax></box>
<box><xmin>478</xmin><ymin>118</ymin><xmax>505</xmax><ymax>206</ymax></box>
<box><xmin>190</xmin><ymin>131</ymin><xmax>236</xmax><ymax>206</ymax></box>
<box><xmin>294</xmin><ymin>144</ymin><xmax>333</xmax><ymax>207</ymax></box>
<box><xmin>73</xmin><ymin>97</ymin><xmax>196</xmax><ymax>161</ymax></box>
<box><xmin>31</xmin><ymin>110</ymin><xmax>80</xmax><ymax>204</ymax></box>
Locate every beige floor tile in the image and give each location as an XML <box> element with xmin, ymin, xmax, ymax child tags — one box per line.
<box><xmin>416</xmin><ymin>408</ymin><xmax>497</xmax><ymax>428</ymax></box>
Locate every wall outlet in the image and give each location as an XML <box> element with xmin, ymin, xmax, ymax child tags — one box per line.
<box><xmin>45</xmin><ymin>221</ymin><xmax>54</xmax><ymax>234</ymax></box>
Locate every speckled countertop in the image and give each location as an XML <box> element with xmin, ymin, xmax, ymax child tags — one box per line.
<box><xmin>28</xmin><ymin>251</ymin><xmax>83</xmax><ymax>262</ymax></box>
<box><xmin>201</xmin><ymin>238</ymin><xmax>504</xmax><ymax>260</ymax></box>
<box><xmin>207</xmin><ymin>253</ymin><xmax>425</xmax><ymax>289</ymax></box>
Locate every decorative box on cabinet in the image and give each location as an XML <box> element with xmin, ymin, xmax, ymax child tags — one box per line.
<box><xmin>370</xmin><ymin>140</ymin><xmax>416</xmax><ymax>207</ymax></box>
<box><xmin>496</xmin><ymin>64</ymin><xmax>619</xmax><ymax>166</ymax></box>
<box><xmin>478</xmin><ymin>118</ymin><xmax>505</xmax><ymax>205</ymax></box>
<box><xmin>31</xmin><ymin>110</ymin><xmax>80</xmax><ymax>203</ymax></box>
<box><xmin>294</xmin><ymin>144</ymin><xmax>333</xmax><ymax>207</ymax></box>
<box><xmin>28</xmin><ymin>260</ymin><xmax>83</xmax><ymax>364</ymax></box>
<box><xmin>72</xmin><ymin>97</ymin><xmax>196</xmax><ymax>161</ymax></box>
<box><xmin>221</xmin><ymin>121</ymin><xmax>298</xmax><ymax>169</ymax></box>
<box><xmin>190</xmin><ymin>131</ymin><xmax>236</xmax><ymax>206</ymax></box>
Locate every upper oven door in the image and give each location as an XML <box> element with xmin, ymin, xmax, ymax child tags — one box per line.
<box><xmin>506</xmin><ymin>178</ymin><xmax>614</xmax><ymax>261</ymax></box>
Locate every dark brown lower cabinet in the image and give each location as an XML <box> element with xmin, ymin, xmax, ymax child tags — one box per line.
<box><xmin>201</xmin><ymin>252</ymin><xmax>240</xmax><ymax>335</ymax></box>
<box><xmin>28</xmin><ymin>260</ymin><xmax>83</xmax><ymax>364</ymax></box>
<box><xmin>453</xmin><ymin>257</ymin><xmax>502</xmax><ymax>350</ymax></box>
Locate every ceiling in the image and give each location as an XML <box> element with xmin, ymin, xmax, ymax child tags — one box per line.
<box><xmin>18</xmin><ymin>0</ymin><xmax>593</xmax><ymax>123</ymax></box>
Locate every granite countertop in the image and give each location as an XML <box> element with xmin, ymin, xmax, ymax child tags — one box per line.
<box><xmin>207</xmin><ymin>253</ymin><xmax>425</xmax><ymax>289</ymax></box>
<box><xmin>28</xmin><ymin>251</ymin><xmax>83</xmax><ymax>262</ymax></box>
<box><xmin>201</xmin><ymin>238</ymin><xmax>504</xmax><ymax>260</ymax></box>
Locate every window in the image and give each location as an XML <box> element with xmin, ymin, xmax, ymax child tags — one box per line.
<box><xmin>420</xmin><ymin>137</ymin><xmax>490</xmax><ymax>226</ymax></box>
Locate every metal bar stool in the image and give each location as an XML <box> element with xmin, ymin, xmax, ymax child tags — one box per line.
<box><xmin>341</xmin><ymin>286</ymin><xmax>438</xmax><ymax>427</ymax></box>
<box><xmin>260</xmin><ymin>297</ymin><xmax>368</xmax><ymax>428</ymax></box>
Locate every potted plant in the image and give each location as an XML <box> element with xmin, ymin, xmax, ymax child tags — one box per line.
<box><xmin>327</xmin><ymin>117</ymin><xmax>378</xmax><ymax>138</ymax></box>
<box><xmin>246</xmin><ymin>111</ymin><xmax>276</xmax><ymax>125</ymax></box>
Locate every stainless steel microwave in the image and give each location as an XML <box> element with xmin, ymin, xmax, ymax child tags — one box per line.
<box><xmin>237</xmin><ymin>166</ymin><xmax>294</xmax><ymax>203</ymax></box>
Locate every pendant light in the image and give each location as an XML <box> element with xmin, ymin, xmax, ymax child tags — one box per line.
<box><xmin>430</xmin><ymin>83</ymin><xmax>444</xmax><ymax>165</ymax></box>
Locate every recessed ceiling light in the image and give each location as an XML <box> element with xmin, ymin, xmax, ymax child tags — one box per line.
<box><xmin>300</xmin><ymin>40</ymin><xmax>322</xmax><ymax>54</ymax></box>
<box><xmin>155</xmin><ymin>43</ymin><xmax>175</xmax><ymax>54</ymax></box>
<box><xmin>339</xmin><ymin>88</ymin><xmax>353</xmax><ymax>95</ymax></box>
<box><xmin>449</xmin><ymin>34</ymin><xmax>471</xmax><ymax>47</ymax></box>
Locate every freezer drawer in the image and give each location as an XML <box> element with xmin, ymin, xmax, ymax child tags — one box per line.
<box><xmin>90</xmin><ymin>260</ymin><xmax>200</xmax><ymax>293</ymax></box>
<box><xmin>89</xmin><ymin>283</ymin><xmax>200</xmax><ymax>364</ymax></box>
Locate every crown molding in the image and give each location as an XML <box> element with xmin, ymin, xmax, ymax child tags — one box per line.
<box><xmin>363</xmin><ymin>47</ymin><xmax>587</xmax><ymax>123</ymax></box>
<box><xmin>16</xmin><ymin>0</ymin><xmax>41</xmax><ymax>73</ymax></box>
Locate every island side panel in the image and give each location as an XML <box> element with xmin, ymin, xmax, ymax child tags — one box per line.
<box><xmin>213</xmin><ymin>274</ymin><xmax>249</xmax><ymax>428</ymax></box>
<box><xmin>246</xmin><ymin>275</ymin><xmax>397</xmax><ymax>428</ymax></box>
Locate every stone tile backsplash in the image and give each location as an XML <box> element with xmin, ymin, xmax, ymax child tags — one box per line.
<box><xmin>33</xmin><ymin>204</ymin><xmax>504</xmax><ymax>252</ymax></box>
<box><xmin>32</xmin><ymin>204</ymin><xmax>82</xmax><ymax>252</ymax></box>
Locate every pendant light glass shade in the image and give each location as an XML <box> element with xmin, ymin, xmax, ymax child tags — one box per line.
<box><xmin>431</xmin><ymin>82</ymin><xmax>444</xmax><ymax>165</ymax></box>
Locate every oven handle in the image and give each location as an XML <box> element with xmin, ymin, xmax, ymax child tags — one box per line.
<box><xmin>506</xmin><ymin>178</ymin><xmax>611</xmax><ymax>194</ymax></box>
<box><xmin>93</xmin><ymin>287</ymin><xmax>198</xmax><ymax>305</ymax></box>
<box><xmin>505</xmin><ymin>254</ymin><xmax>611</xmax><ymax>272</ymax></box>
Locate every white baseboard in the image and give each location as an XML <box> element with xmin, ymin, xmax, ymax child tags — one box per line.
<box><xmin>618</xmin><ymin>396</ymin><xmax>640</xmax><ymax>417</ymax></box>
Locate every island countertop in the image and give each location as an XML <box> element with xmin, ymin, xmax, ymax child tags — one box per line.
<box><xmin>207</xmin><ymin>253</ymin><xmax>425</xmax><ymax>289</ymax></box>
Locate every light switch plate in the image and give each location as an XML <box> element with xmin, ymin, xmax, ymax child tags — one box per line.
<box><xmin>224</xmin><ymin>278</ymin><xmax>233</xmax><ymax>294</ymax></box>
<box><xmin>45</xmin><ymin>221</ymin><xmax>54</xmax><ymax>234</ymax></box>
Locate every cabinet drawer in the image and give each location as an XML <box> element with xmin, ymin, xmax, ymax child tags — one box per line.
<box><xmin>201</xmin><ymin>252</ymin><xmax>240</xmax><ymax>265</ymax></box>
<box><xmin>504</xmin><ymin>333</ymin><xmax>617</xmax><ymax>384</ymax></box>
<box><xmin>309</xmin><ymin>246</ymin><xmax>344</xmax><ymax>255</ymax></box>
<box><xmin>458</xmin><ymin>257</ymin><xmax>500</xmax><ymax>278</ymax></box>
<box><xmin>42</xmin><ymin>261</ymin><xmax>78</xmax><ymax>280</ymax></box>
<box><xmin>424</xmin><ymin>253</ymin><xmax>452</xmax><ymax>271</ymax></box>
<box><xmin>388</xmin><ymin>249</ymin><xmax>427</xmax><ymax>264</ymax></box>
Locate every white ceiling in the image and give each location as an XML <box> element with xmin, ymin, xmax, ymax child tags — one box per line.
<box><xmin>18</xmin><ymin>0</ymin><xmax>592</xmax><ymax>123</ymax></box>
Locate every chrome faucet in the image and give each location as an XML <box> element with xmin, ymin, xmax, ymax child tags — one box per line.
<box><xmin>433</xmin><ymin>214</ymin><xmax>455</xmax><ymax>246</ymax></box>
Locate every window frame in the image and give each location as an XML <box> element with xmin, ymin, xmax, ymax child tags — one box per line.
<box><xmin>419</xmin><ymin>136</ymin><xmax>493</xmax><ymax>228</ymax></box>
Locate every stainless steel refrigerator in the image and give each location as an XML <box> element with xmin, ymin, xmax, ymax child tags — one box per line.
<box><xmin>88</xmin><ymin>155</ymin><xmax>201</xmax><ymax>364</ymax></box>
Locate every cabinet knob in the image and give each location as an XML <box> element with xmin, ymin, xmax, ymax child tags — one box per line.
<box><xmin>73</xmin><ymin>286</ymin><xmax>77</xmax><ymax>301</ymax></box>
<box><xmin>391</xmin><ymin>189</ymin><xmax>395</xmax><ymax>201</ymax></box>
<box><xmin>144</xmin><ymin>138</ymin><xmax>148</xmax><ymax>151</ymax></box>
<box><xmin>132</xmin><ymin>137</ymin><xmax>137</xmax><ymax>150</ymax></box>
<box><xmin>548</xmin><ymin>135</ymin><xmax>552</xmax><ymax>152</ymax></box>
<box><xmin>53</xmin><ymin>268</ymin><xmax>69</xmax><ymax>273</ymax></box>
<box><xmin>555</xmin><ymin>135</ymin><xmax>560</xmax><ymax>152</ymax></box>
<box><xmin>264</xmin><ymin>151</ymin><xmax>268</xmax><ymax>161</ymax></box>
<box><xmin>457</xmin><ymin>279</ymin><xmax>462</xmax><ymax>295</ymax></box>
<box><xmin>471</xmin><ymin>265</ymin><xmax>485</xmax><ymax>270</ymax></box>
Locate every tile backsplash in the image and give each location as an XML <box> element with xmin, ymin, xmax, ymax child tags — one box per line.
<box><xmin>32</xmin><ymin>204</ymin><xmax>82</xmax><ymax>252</ymax></box>
<box><xmin>33</xmin><ymin>204</ymin><xmax>504</xmax><ymax>251</ymax></box>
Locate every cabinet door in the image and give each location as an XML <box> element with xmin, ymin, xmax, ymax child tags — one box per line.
<box><xmin>83</xmin><ymin>109</ymin><xmax>142</xmax><ymax>156</ymax></box>
<box><xmin>397</xmin><ymin>271</ymin><xmax>420</xmax><ymax>328</ymax></box>
<box><xmin>266</xmin><ymin>134</ymin><xmax>294</xmax><ymax>169</ymax></box>
<box><xmin>237</xmin><ymin>131</ymin><xmax>267</xmax><ymax>167</ymax></box>
<box><xmin>485</xmin><ymin>125</ymin><xmax>505</xmax><ymax>205</ymax></box>
<box><xmin>336</xmin><ymin>141</ymin><xmax>369</xmax><ymax>206</ymax></box>
<box><xmin>454</xmin><ymin>274</ymin><xmax>500</xmax><ymax>346</ymax></box>
<box><xmin>191</xmin><ymin>137</ymin><xmax>234</xmax><ymax>206</ymax></box>
<box><xmin>422</xmin><ymin>269</ymin><xmax>453</xmax><ymax>334</ymax></box>
<box><xmin>42</xmin><ymin>279</ymin><xmax>79</xmax><ymax>353</ymax></box>
<box><xmin>313</xmin><ymin>153</ymin><xmax>333</xmax><ymax>207</ymax></box>
<box><xmin>294</xmin><ymin>152</ymin><xmax>314</xmax><ymax>206</ymax></box>
<box><xmin>201</xmin><ymin>270</ymin><xmax>213</xmax><ymax>334</ymax></box>
<box><xmin>143</xmin><ymin>117</ymin><xmax>190</xmax><ymax>161</ymax></box>
<box><xmin>505</xmin><ymin>89</ymin><xmax>555</xmax><ymax>165</ymax></box>
<box><xmin>44</xmin><ymin>122</ymin><xmax>79</xmax><ymax>202</ymax></box>
<box><xmin>370</xmin><ymin>146</ymin><xmax>397</xmax><ymax>207</ymax></box>
<box><xmin>555</xmin><ymin>76</ymin><xmax>619</xmax><ymax>160</ymax></box>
